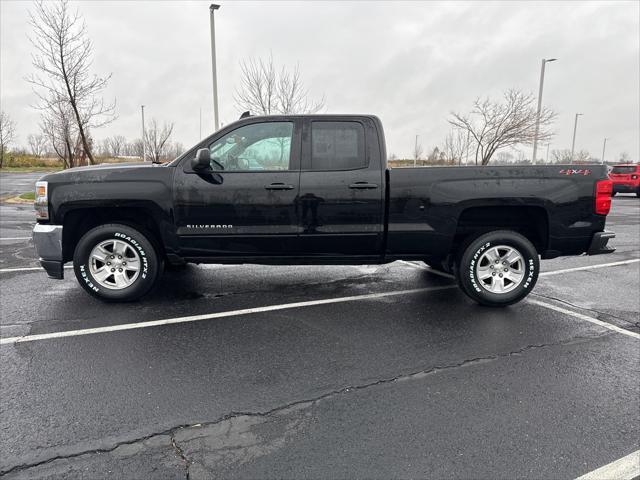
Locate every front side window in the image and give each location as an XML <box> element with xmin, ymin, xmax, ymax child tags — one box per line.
<box><xmin>310</xmin><ymin>122</ymin><xmax>366</xmax><ymax>170</ymax></box>
<box><xmin>207</xmin><ymin>122</ymin><xmax>293</xmax><ymax>171</ymax></box>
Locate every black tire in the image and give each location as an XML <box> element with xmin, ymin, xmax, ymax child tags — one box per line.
<box><xmin>457</xmin><ymin>230</ymin><xmax>539</xmax><ymax>307</ymax></box>
<box><xmin>73</xmin><ymin>224</ymin><xmax>161</xmax><ymax>302</ymax></box>
<box><xmin>636</xmin><ymin>188</ymin><xmax>639</xmax><ymax>198</ymax></box>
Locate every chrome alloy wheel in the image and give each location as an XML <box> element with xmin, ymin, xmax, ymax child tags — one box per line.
<box><xmin>88</xmin><ymin>239</ymin><xmax>141</xmax><ymax>290</ymax></box>
<box><xmin>475</xmin><ymin>245</ymin><xmax>525</xmax><ymax>294</ymax></box>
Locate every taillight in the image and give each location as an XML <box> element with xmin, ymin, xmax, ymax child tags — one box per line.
<box><xmin>595</xmin><ymin>179</ymin><xmax>612</xmax><ymax>215</ymax></box>
<box><xmin>632</xmin><ymin>175</ymin><xmax>638</xmax><ymax>180</ymax></box>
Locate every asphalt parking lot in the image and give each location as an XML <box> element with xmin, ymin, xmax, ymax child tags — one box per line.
<box><xmin>0</xmin><ymin>171</ymin><xmax>638</xmax><ymax>479</ymax></box>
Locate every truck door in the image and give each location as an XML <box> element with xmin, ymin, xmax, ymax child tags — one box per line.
<box><xmin>174</xmin><ymin>119</ymin><xmax>301</xmax><ymax>257</ymax></box>
<box><xmin>298</xmin><ymin>118</ymin><xmax>384</xmax><ymax>256</ymax></box>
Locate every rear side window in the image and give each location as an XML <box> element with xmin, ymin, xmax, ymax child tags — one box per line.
<box><xmin>611</xmin><ymin>166</ymin><xmax>637</xmax><ymax>174</ymax></box>
<box><xmin>310</xmin><ymin>122</ymin><xmax>366</xmax><ymax>170</ymax></box>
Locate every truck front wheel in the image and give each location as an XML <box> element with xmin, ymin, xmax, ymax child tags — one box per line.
<box><xmin>457</xmin><ymin>230</ymin><xmax>539</xmax><ymax>307</ymax></box>
<box><xmin>73</xmin><ymin>224</ymin><xmax>161</xmax><ymax>302</ymax></box>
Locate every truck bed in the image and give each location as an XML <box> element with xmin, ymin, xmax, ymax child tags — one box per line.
<box><xmin>386</xmin><ymin>164</ymin><xmax>609</xmax><ymax>259</ymax></box>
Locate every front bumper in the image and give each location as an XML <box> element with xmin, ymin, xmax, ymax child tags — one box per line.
<box><xmin>32</xmin><ymin>224</ymin><xmax>64</xmax><ymax>279</ymax></box>
<box><xmin>587</xmin><ymin>231</ymin><xmax>616</xmax><ymax>255</ymax></box>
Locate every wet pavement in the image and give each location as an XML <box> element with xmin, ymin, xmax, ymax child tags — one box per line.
<box><xmin>0</xmin><ymin>171</ymin><xmax>638</xmax><ymax>479</ymax></box>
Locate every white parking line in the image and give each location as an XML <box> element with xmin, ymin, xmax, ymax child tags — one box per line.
<box><xmin>1</xmin><ymin>258</ymin><xmax>638</xmax><ymax>345</ymax></box>
<box><xmin>0</xmin><ymin>237</ymin><xmax>31</xmax><ymax>241</ymax></box>
<box><xmin>528</xmin><ymin>299</ymin><xmax>640</xmax><ymax>339</ymax></box>
<box><xmin>0</xmin><ymin>285</ymin><xmax>458</xmax><ymax>345</ymax></box>
<box><xmin>0</xmin><ymin>265</ymin><xmax>73</xmax><ymax>273</ymax></box>
<box><xmin>539</xmin><ymin>258</ymin><xmax>640</xmax><ymax>277</ymax></box>
<box><xmin>574</xmin><ymin>449</ymin><xmax>639</xmax><ymax>480</ymax></box>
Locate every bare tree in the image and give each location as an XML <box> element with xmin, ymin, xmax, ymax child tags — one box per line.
<box><xmin>27</xmin><ymin>0</ymin><xmax>115</xmax><ymax>165</ymax></box>
<box><xmin>99</xmin><ymin>138</ymin><xmax>111</xmax><ymax>157</ymax></box>
<box><xmin>144</xmin><ymin>119</ymin><xmax>174</xmax><ymax>163</ymax></box>
<box><xmin>172</xmin><ymin>142</ymin><xmax>185</xmax><ymax>158</ymax></box>
<box><xmin>235</xmin><ymin>54</ymin><xmax>325</xmax><ymax>115</ymax></box>
<box><xmin>552</xmin><ymin>149</ymin><xmax>590</xmax><ymax>163</ymax></box>
<box><xmin>427</xmin><ymin>146</ymin><xmax>444</xmax><ymax>164</ymax></box>
<box><xmin>449</xmin><ymin>89</ymin><xmax>556</xmax><ymax>165</ymax></box>
<box><xmin>619</xmin><ymin>151</ymin><xmax>631</xmax><ymax>163</ymax></box>
<box><xmin>443</xmin><ymin>129</ymin><xmax>471</xmax><ymax>165</ymax></box>
<box><xmin>106</xmin><ymin>135</ymin><xmax>126</xmax><ymax>158</ymax></box>
<box><xmin>0</xmin><ymin>111</ymin><xmax>17</xmax><ymax>168</ymax></box>
<box><xmin>40</xmin><ymin>97</ymin><xmax>78</xmax><ymax>168</ymax></box>
<box><xmin>126</xmin><ymin>139</ymin><xmax>144</xmax><ymax>158</ymax></box>
<box><xmin>494</xmin><ymin>151</ymin><xmax>515</xmax><ymax>164</ymax></box>
<box><xmin>27</xmin><ymin>133</ymin><xmax>48</xmax><ymax>157</ymax></box>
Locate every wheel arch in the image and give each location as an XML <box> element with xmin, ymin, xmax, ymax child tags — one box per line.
<box><xmin>453</xmin><ymin>205</ymin><xmax>549</xmax><ymax>257</ymax></box>
<box><xmin>61</xmin><ymin>206</ymin><xmax>165</xmax><ymax>262</ymax></box>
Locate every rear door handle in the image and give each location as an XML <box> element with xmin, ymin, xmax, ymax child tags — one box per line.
<box><xmin>265</xmin><ymin>183</ymin><xmax>295</xmax><ymax>191</ymax></box>
<box><xmin>349</xmin><ymin>182</ymin><xmax>378</xmax><ymax>189</ymax></box>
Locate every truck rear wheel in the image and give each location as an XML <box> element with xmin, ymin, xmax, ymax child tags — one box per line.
<box><xmin>457</xmin><ymin>230</ymin><xmax>539</xmax><ymax>307</ymax></box>
<box><xmin>73</xmin><ymin>224</ymin><xmax>161</xmax><ymax>302</ymax></box>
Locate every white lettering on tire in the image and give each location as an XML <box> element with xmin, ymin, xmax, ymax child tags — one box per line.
<box><xmin>523</xmin><ymin>258</ymin><xmax>535</xmax><ymax>289</ymax></box>
<box><xmin>79</xmin><ymin>264</ymin><xmax>99</xmax><ymax>292</ymax></box>
<box><xmin>469</xmin><ymin>242</ymin><xmax>490</xmax><ymax>293</ymax></box>
<box><xmin>114</xmin><ymin>232</ymin><xmax>149</xmax><ymax>279</ymax></box>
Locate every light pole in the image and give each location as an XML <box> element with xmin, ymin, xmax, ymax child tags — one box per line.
<box><xmin>601</xmin><ymin>137</ymin><xmax>609</xmax><ymax>165</ymax></box>
<box><xmin>570</xmin><ymin>113</ymin><xmax>583</xmax><ymax>163</ymax></box>
<box><xmin>209</xmin><ymin>4</ymin><xmax>221</xmax><ymax>132</ymax></box>
<box><xmin>546</xmin><ymin>143</ymin><xmax>550</xmax><ymax>163</ymax></box>
<box><xmin>141</xmin><ymin>105</ymin><xmax>146</xmax><ymax>162</ymax></box>
<box><xmin>532</xmin><ymin>58</ymin><xmax>557</xmax><ymax>164</ymax></box>
<box><xmin>414</xmin><ymin>134</ymin><xmax>419</xmax><ymax>166</ymax></box>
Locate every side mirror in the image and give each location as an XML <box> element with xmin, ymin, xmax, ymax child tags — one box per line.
<box><xmin>191</xmin><ymin>148</ymin><xmax>211</xmax><ymax>172</ymax></box>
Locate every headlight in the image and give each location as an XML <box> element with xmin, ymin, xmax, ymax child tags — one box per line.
<box><xmin>35</xmin><ymin>181</ymin><xmax>49</xmax><ymax>220</ymax></box>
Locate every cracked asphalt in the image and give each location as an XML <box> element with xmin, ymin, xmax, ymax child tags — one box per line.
<box><xmin>0</xmin><ymin>171</ymin><xmax>639</xmax><ymax>479</ymax></box>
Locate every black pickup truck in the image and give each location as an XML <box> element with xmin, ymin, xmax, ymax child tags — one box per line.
<box><xmin>33</xmin><ymin>114</ymin><xmax>615</xmax><ymax>306</ymax></box>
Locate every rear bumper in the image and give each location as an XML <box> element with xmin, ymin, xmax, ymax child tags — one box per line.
<box><xmin>612</xmin><ymin>183</ymin><xmax>638</xmax><ymax>193</ymax></box>
<box><xmin>32</xmin><ymin>224</ymin><xmax>64</xmax><ymax>279</ymax></box>
<box><xmin>587</xmin><ymin>231</ymin><xmax>616</xmax><ymax>255</ymax></box>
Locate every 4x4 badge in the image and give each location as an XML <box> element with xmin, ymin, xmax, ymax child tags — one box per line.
<box><xmin>559</xmin><ymin>169</ymin><xmax>592</xmax><ymax>176</ymax></box>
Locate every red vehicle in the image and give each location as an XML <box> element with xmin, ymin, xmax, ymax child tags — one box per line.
<box><xmin>609</xmin><ymin>164</ymin><xmax>640</xmax><ymax>197</ymax></box>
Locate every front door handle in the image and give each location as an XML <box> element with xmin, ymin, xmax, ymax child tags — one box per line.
<box><xmin>265</xmin><ymin>183</ymin><xmax>295</xmax><ymax>191</ymax></box>
<box><xmin>349</xmin><ymin>182</ymin><xmax>378</xmax><ymax>189</ymax></box>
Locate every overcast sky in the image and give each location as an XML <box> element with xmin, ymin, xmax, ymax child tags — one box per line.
<box><xmin>1</xmin><ymin>0</ymin><xmax>638</xmax><ymax>161</ymax></box>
